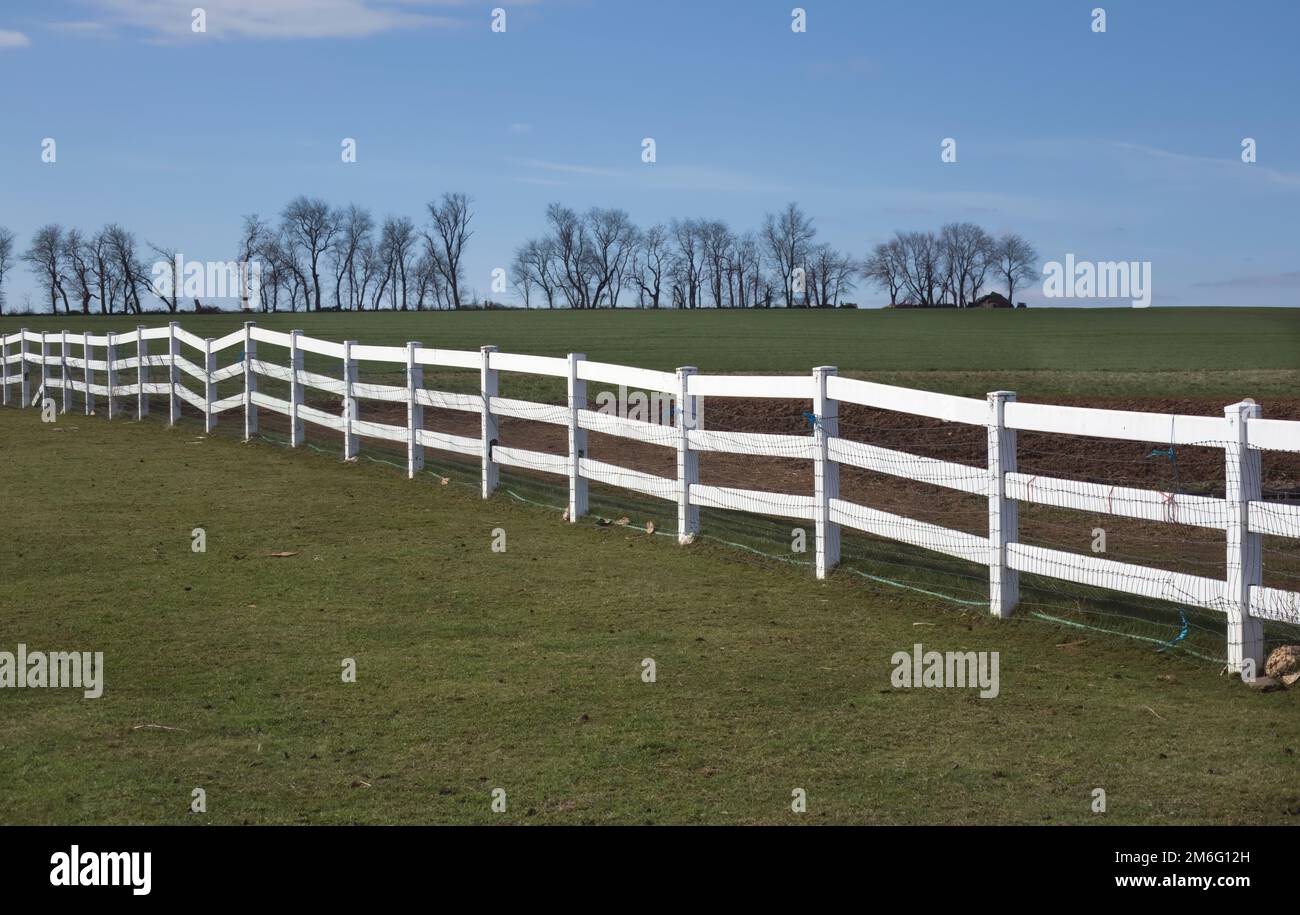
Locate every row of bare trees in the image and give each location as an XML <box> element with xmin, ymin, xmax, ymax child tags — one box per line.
<box><xmin>0</xmin><ymin>194</ymin><xmax>475</xmax><ymax>316</ymax></box>
<box><xmin>863</xmin><ymin>223</ymin><xmax>1038</xmax><ymax>307</ymax></box>
<box><xmin>238</xmin><ymin>193</ymin><xmax>474</xmax><ymax>312</ymax></box>
<box><xmin>0</xmin><ymin>202</ymin><xmax>1039</xmax><ymax>314</ymax></box>
<box><xmin>510</xmin><ymin>202</ymin><xmax>860</xmax><ymax>309</ymax></box>
<box><xmin>7</xmin><ymin>223</ymin><xmax>156</xmax><ymax>316</ymax></box>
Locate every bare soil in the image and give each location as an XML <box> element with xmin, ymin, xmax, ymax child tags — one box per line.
<box><xmin>227</xmin><ymin>391</ymin><xmax>1300</xmax><ymax>587</ymax></box>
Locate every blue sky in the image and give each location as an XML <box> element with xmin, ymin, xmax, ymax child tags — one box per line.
<box><xmin>1</xmin><ymin>0</ymin><xmax>1298</xmax><ymax>308</ymax></box>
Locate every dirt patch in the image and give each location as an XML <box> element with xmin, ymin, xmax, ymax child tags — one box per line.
<box><xmin>184</xmin><ymin>388</ymin><xmax>1299</xmax><ymax>587</ymax></box>
<box><xmin>272</xmin><ymin>390</ymin><xmax>1300</xmax><ymax>498</ymax></box>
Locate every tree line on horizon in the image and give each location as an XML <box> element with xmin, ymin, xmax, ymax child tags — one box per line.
<box><xmin>0</xmin><ymin>198</ymin><xmax>1038</xmax><ymax>315</ymax></box>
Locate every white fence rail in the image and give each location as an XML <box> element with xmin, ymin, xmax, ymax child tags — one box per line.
<box><xmin>4</xmin><ymin>322</ymin><xmax>1299</xmax><ymax>671</ymax></box>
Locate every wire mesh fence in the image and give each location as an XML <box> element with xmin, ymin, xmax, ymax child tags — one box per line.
<box><xmin>5</xmin><ymin>324</ymin><xmax>1299</xmax><ymax>674</ymax></box>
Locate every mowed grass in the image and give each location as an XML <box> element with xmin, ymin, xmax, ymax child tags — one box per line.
<box><xmin>3</xmin><ymin>307</ymin><xmax>1297</xmax><ymax>398</ymax></box>
<box><xmin>1</xmin><ymin>406</ymin><xmax>1297</xmax><ymax>825</ymax></box>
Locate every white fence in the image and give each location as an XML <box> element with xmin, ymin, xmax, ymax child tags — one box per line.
<box><xmin>3</xmin><ymin>322</ymin><xmax>1299</xmax><ymax>671</ymax></box>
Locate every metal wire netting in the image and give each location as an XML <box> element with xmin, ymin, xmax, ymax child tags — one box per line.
<box><xmin>26</xmin><ymin>350</ymin><xmax>1300</xmax><ymax>669</ymax></box>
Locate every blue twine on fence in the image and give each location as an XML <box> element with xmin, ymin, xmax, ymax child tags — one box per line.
<box><xmin>1155</xmin><ymin>609</ymin><xmax>1189</xmax><ymax>653</ymax></box>
<box><xmin>1147</xmin><ymin>444</ymin><xmax>1180</xmax><ymax>491</ymax></box>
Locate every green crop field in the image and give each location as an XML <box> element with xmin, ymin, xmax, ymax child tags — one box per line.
<box><xmin>3</xmin><ymin>306</ymin><xmax>1298</xmax><ymax>399</ymax></box>
<box><xmin>1</xmin><ymin>406</ymin><xmax>1297</xmax><ymax>825</ymax></box>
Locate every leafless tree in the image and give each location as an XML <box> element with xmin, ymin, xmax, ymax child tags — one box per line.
<box><xmin>762</xmin><ymin>202</ymin><xmax>816</xmax><ymax>307</ymax></box>
<box><xmin>260</xmin><ymin>228</ymin><xmax>309</xmax><ymax>312</ymax></box>
<box><xmin>0</xmin><ymin>227</ymin><xmax>14</xmax><ymax>313</ymax></box>
<box><xmin>806</xmin><ymin>243</ymin><xmax>835</xmax><ymax>307</ymax></box>
<box><xmin>236</xmin><ymin>214</ymin><xmax>267</xmax><ymax>313</ymax></box>
<box><xmin>87</xmin><ymin>229</ymin><xmax>119</xmax><ymax>315</ymax></box>
<box><xmin>366</xmin><ymin>234</ymin><xmax>392</xmax><ymax>311</ymax></box>
<box><xmin>630</xmin><ymin>224</ymin><xmax>670</xmax><ymax>309</ymax></box>
<box><xmin>939</xmin><ymin>222</ymin><xmax>995</xmax><ymax>306</ymax></box>
<box><xmin>62</xmin><ymin>229</ymin><xmax>98</xmax><ymax>314</ymax></box>
<box><xmin>546</xmin><ymin>203</ymin><xmax>593</xmax><ymax>308</ymax></box>
<box><xmin>862</xmin><ymin>239</ymin><xmax>905</xmax><ymax>306</ymax></box>
<box><xmin>731</xmin><ymin>232</ymin><xmax>762</xmax><ymax>309</ymax></box>
<box><xmin>409</xmin><ymin>254</ymin><xmax>441</xmax><ymax>311</ymax></box>
<box><xmin>425</xmin><ymin>192</ymin><xmax>473</xmax><ymax>309</ymax></box>
<box><xmin>699</xmin><ymin>220</ymin><xmax>735</xmax><ymax>308</ymax></box>
<box><xmin>280</xmin><ymin>196</ymin><xmax>339</xmax><ymax>311</ymax></box>
<box><xmin>896</xmin><ymin>230</ymin><xmax>943</xmax><ymax>306</ymax></box>
<box><xmin>23</xmin><ymin>225</ymin><xmax>70</xmax><ymax>314</ymax></box>
<box><xmin>993</xmin><ymin>232</ymin><xmax>1038</xmax><ymax>306</ymax></box>
<box><xmin>104</xmin><ymin>224</ymin><xmax>150</xmax><ymax>315</ymax></box>
<box><xmin>379</xmin><ymin>216</ymin><xmax>417</xmax><ymax>310</ymax></box>
<box><xmin>827</xmin><ymin>248</ymin><xmax>859</xmax><ymax>306</ymax></box>
<box><xmin>806</xmin><ymin>244</ymin><xmax>857</xmax><ymax>307</ymax></box>
<box><xmin>585</xmin><ymin>207</ymin><xmax>636</xmax><ymax>308</ymax></box>
<box><xmin>670</xmin><ymin>218</ymin><xmax>706</xmax><ymax>309</ymax></box>
<box><xmin>508</xmin><ymin>245</ymin><xmax>534</xmax><ymax>308</ymax></box>
<box><xmin>328</xmin><ymin>205</ymin><xmax>372</xmax><ymax>310</ymax></box>
<box><xmin>513</xmin><ymin>237</ymin><xmax>560</xmax><ymax>309</ymax></box>
<box><xmin>147</xmin><ymin>242</ymin><xmax>181</xmax><ymax>313</ymax></box>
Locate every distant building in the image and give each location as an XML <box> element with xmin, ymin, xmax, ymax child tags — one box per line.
<box><xmin>972</xmin><ymin>292</ymin><xmax>1014</xmax><ymax>309</ymax></box>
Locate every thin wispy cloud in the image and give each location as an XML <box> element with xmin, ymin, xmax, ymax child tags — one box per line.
<box><xmin>509</xmin><ymin>158</ymin><xmax>623</xmax><ymax>179</ymax></box>
<box><xmin>0</xmin><ymin>29</ymin><xmax>31</xmax><ymax>47</ymax></box>
<box><xmin>78</xmin><ymin>0</ymin><xmax>471</xmax><ymax>41</ymax></box>
<box><xmin>48</xmin><ymin>21</ymin><xmax>117</xmax><ymax>37</ymax></box>
<box><xmin>507</xmin><ymin>158</ymin><xmax>792</xmax><ymax>195</ymax></box>
<box><xmin>1111</xmin><ymin>140</ymin><xmax>1300</xmax><ymax>189</ymax></box>
<box><xmin>511</xmin><ymin>176</ymin><xmax>566</xmax><ymax>187</ymax></box>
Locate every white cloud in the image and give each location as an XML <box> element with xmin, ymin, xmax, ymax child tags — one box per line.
<box><xmin>81</xmin><ymin>0</ymin><xmax>467</xmax><ymax>41</ymax></box>
<box><xmin>0</xmin><ymin>29</ymin><xmax>31</xmax><ymax>48</ymax></box>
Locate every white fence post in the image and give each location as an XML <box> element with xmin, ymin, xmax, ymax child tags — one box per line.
<box><xmin>342</xmin><ymin>340</ymin><xmax>358</xmax><ymax>460</ymax></box>
<box><xmin>567</xmin><ymin>352</ymin><xmax>588</xmax><ymax>521</ymax></box>
<box><xmin>18</xmin><ymin>328</ymin><xmax>29</xmax><ymax>408</ymax></box>
<box><xmin>813</xmin><ymin>365</ymin><xmax>840</xmax><ymax>579</ymax></box>
<box><xmin>84</xmin><ymin>331</ymin><xmax>95</xmax><ymax>416</ymax></box>
<box><xmin>60</xmin><ymin>330</ymin><xmax>72</xmax><ymax>413</ymax></box>
<box><xmin>676</xmin><ymin>366</ymin><xmax>700</xmax><ymax>543</ymax></box>
<box><xmin>166</xmin><ymin>322</ymin><xmax>180</xmax><ymax>426</ymax></box>
<box><xmin>203</xmin><ymin>338</ymin><xmax>217</xmax><ymax>433</ymax></box>
<box><xmin>1</xmin><ymin>332</ymin><xmax>9</xmax><ymax>407</ymax></box>
<box><xmin>406</xmin><ymin>341</ymin><xmax>424</xmax><ymax>479</ymax></box>
<box><xmin>1225</xmin><ymin>400</ymin><xmax>1265</xmax><ymax>674</ymax></box>
<box><xmin>59</xmin><ymin>330</ymin><xmax>71</xmax><ymax>415</ymax></box>
<box><xmin>38</xmin><ymin>332</ymin><xmax>49</xmax><ymax>406</ymax></box>
<box><xmin>987</xmin><ymin>390</ymin><xmax>1019</xmax><ymax>617</ymax></box>
<box><xmin>289</xmin><ymin>329</ymin><xmax>304</xmax><ymax>447</ymax></box>
<box><xmin>135</xmin><ymin>325</ymin><xmax>149</xmax><ymax>419</ymax></box>
<box><xmin>243</xmin><ymin>321</ymin><xmax>257</xmax><ymax>441</ymax></box>
<box><xmin>480</xmin><ymin>345</ymin><xmax>499</xmax><ymax>498</ymax></box>
<box><xmin>105</xmin><ymin>332</ymin><xmax>120</xmax><ymax>419</ymax></box>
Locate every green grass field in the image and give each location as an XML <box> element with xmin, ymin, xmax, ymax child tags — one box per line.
<box><xmin>2</xmin><ymin>306</ymin><xmax>1298</xmax><ymax>825</ymax></box>
<box><xmin>3</xmin><ymin>306</ymin><xmax>1298</xmax><ymax>398</ymax></box>
<box><xmin>1</xmin><ymin>407</ymin><xmax>1297</xmax><ymax>825</ymax></box>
